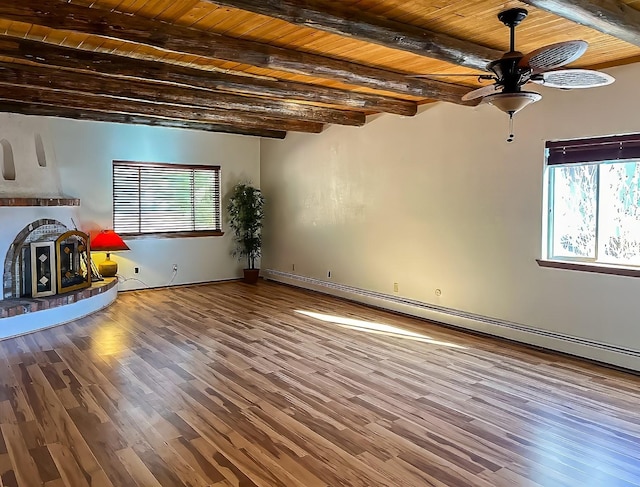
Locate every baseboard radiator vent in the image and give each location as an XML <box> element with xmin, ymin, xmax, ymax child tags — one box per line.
<box><xmin>265</xmin><ymin>269</ymin><xmax>640</xmax><ymax>371</ymax></box>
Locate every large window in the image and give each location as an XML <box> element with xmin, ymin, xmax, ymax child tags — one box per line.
<box><xmin>113</xmin><ymin>161</ymin><xmax>222</xmax><ymax>237</ymax></box>
<box><xmin>546</xmin><ymin>135</ymin><xmax>640</xmax><ymax>267</ymax></box>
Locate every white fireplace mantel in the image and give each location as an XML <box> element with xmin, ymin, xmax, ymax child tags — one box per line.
<box><xmin>0</xmin><ymin>196</ymin><xmax>80</xmax><ymax>207</ymax></box>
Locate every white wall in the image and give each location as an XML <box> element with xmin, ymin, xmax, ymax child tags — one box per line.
<box><xmin>0</xmin><ymin>113</ymin><xmax>62</xmax><ymax>197</ymax></box>
<box><xmin>49</xmin><ymin>119</ymin><xmax>260</xmax><ymax>290</ymax></box>
<box><xmin>260</xmin><ymin>62</ymin><xmax>640</xmax><ymax>370</ymax></box>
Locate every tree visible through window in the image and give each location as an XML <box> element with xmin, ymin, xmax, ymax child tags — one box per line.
<box><xmin>113</xmin><ymin>161</ymin><xmax>221</xmax><ymax>236</ymax></box>
<box><xmin>547</xmin><ymin>135</ymin><xmax>640</xmax><ymax>266</ymax></box>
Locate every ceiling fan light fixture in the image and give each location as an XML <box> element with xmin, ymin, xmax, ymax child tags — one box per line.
<box><xmin>483</xmin><ymin>91</ymin><xmax>542</xmax><ymax>115</ymax></box>
<box><xmin>483</xmin><ymin>91</ymin><xmax>542</xmax><ymax>143</ymax></box>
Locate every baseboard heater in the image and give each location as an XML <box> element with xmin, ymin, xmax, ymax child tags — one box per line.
<box><xmin>265</xmin><ymin>269</ymin><xmax>640</xmax><ymax>372</ymax></box>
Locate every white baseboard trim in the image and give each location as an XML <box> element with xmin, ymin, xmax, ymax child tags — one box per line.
<box><xmin>266</xmin><ymin>269</ymin><xmax>640</xmax><ymax>372</ymax></box>
<box><xmin>118</xmin><ymin>276</ymin><xmax>241</xmax><ymax>293</ymax></box>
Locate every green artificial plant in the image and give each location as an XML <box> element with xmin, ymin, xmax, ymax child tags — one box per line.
<box><xmin>227</xmin><ymin>183</ymin><xmax>265</xmax><ymax>270</ymax></box>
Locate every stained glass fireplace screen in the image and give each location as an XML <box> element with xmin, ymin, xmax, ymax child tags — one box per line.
<box><xmin>30</xmin><ymin>241</ymin><xmax>56</xmax><ymax>297</ymax></box>
<box><xmin>56</xmin><ymin>231</ymin><xmax>91</xmax><ymax>294</ymax></box>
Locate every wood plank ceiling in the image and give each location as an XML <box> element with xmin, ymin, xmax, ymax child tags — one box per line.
<box><xmin>0</xmin><ymin>0</ymin><xmax>639</xmax><ymax>138</ymax></box>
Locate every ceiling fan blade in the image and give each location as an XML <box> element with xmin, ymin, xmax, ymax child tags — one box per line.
<box><xmin>520</xmin><ymin>40</ymin><xmax>588</xmax><ymax>73</ymax></box>
<box><xmin>461</xmin><ymin>84</ymin><xmax>500</xmax><ymax>101</ymax></box>
<box><xmin>408</xmin><ymin>74</ymin><xmax>493</xmax><ymax>78</ymax></box>
<box><xmin>530</xmin><ymin>69</ymin><xmax>615</xmax><ymax>89</ymax></box>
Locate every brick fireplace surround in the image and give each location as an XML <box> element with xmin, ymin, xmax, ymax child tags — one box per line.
<box><xmin>3</xmin><ymin>217</ymin><xmax>68</xmax><ymax>299</ymax></box>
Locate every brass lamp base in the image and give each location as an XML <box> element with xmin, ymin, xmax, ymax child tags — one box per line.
<box><xmin>99</xmin><ymin>254</ymin><xmax>118</xmax><ymax>277</ymax></box>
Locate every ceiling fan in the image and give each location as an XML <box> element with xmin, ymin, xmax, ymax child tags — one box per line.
<box><xmin>414</xmin><ymin>8</ymin><xmax>615</xmax><ymax>142</ymax></box>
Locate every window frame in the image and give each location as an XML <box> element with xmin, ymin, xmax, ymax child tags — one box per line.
<box><xmin>542</xmin><ymin>134</ymin><xmax>640</xmax><ymax>274</ymax></box>
<box><xmin>547</xmin><ymin>163</ymin><xmax>602</xmax><ymax>264</ymax></box>
<box><xmin>112</xmin><ymin>160</ymin><xmax>224</xmax><ymax>239</ymax></box>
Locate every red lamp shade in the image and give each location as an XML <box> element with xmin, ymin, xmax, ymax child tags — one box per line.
<box><xmin>90</xmin><ymin>230</ymin><xmax>130</xmax><ymax>252</ymax></box>
<box><xmin>90</xmin><ymin>230</ymin><xmax>130</xmax><ymax>277</ymax></box>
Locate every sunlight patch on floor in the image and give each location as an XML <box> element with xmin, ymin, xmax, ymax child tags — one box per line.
<box><xmin>295</xmin><ymin>310</ymin><xmax>466</xmax><ymax>349</ymax></box>
<box><xmin>93</xmin><ymin>322</ymin><xmax>131</xmax><ymax>356</ymax></box>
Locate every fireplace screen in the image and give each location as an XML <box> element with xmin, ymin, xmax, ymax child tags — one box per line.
<box><xmin>24</xmin><ymin>230</ymin><xmax>91</xmax><ymax>298</ymax></box>
<box><xmin>56</xmin><ymin>231</ymin><xmax>91</xmax><ymax>294</ymax></box>
<box><xmin>30</xmin><ymin>241</ymin><xmax>56</xmax><ymax>297</ymax></box>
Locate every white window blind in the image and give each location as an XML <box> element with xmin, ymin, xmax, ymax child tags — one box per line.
<box><xmin>113</xmin><ymin>161</ymin><xmax>221</xmax><ymax>235</ymax></box>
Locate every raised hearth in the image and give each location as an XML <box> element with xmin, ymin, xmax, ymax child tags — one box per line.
<box><xmin>0</xmin><ymin>278</ymin><xmax>116</xmax><ymax>319</ymax></box>
<box><xmin>0</xmin><ymin>279</ymin><xmax>117</xmax><ymax>339</ymax></box>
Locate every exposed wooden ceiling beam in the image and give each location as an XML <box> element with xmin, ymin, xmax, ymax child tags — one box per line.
<box><xmin>520</xmin><ymin>0</ymin><xmax>640</xmax><ymax>46</ymax></box>
<box><xmin>204</xmin><ymin>0</ymin><xmax>502</xmax><ymax>71</ymax></box>
<box><xmin>0</xmin><ymin>37</ymin><xmax>416</xmax><ymax>117</ymax></box>
<box><xmin>0</xmin><ymin>85</ymin><xmax>324</xmax><ymax>134</ymax></box>
<box><xmin>0</xmin><ymin>102</ymin><xmax>286</xmax><ymax>139</ymax></box>
<box><xmin>0</xmin><ymin>62</ymin><xmax>364</xmax><ymax>127</ymax></box>
<box><xmin>0</xmin><ymin>0</ymin><xmax>471</xmax><ymax>104</ymax></box>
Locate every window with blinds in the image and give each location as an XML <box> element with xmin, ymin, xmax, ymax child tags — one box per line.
<box><xmin>545</xmin><ymin>134</ymin><xmax>640</xmax><ymax>267</ymax></box>
<box><xmin>113</xmin><ymin>161</ymin><xmax>222</xmax><ymax>236</ymax></box>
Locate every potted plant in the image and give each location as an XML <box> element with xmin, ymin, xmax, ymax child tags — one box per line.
<box><xmin>227</xmin><ymin>182</ymin><xmax>265</xmax><ymax>284</ymax></box>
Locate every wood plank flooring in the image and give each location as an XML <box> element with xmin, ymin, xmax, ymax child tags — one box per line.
<box><xmin>0</xmin><ymin>280</ymin><xmax>639</xmax><ymax>486</ymax></box>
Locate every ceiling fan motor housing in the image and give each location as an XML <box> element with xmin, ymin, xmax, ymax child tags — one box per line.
<box><xmin>488</xmin><ymin>53</ymin><xmax>531</xmax><ymax>92</ymax></box>
<box><xmin>497</xmin><ymin>8</ymin><xmax>529</xmax><ymax>28</ymax></box>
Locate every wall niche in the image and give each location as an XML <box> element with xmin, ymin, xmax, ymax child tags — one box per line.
<box><xmin>35</xmin><ymin>134</ymin><xmax>47</xmax><ymax>167</ymax></box>
<box><xmin>1</xmin><ymin>139</ymin><xmax>15</xmax><ymax>181</ymax></box>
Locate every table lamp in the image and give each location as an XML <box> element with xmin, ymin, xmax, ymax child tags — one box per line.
<box><xmin>90</xmin><ymin>230</ymin><xmax>130</xmax><ymax>277</ymax></box>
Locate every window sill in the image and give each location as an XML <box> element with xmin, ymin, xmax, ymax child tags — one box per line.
<box><xmin>120</xmin><ymin>230</ymin><xmax>224</xmax><ymax>240</ymax></box>
<box><xmin>536</xmin><ymin>259</ymin><xmax>640</xmax><ymax>278</ymax></box>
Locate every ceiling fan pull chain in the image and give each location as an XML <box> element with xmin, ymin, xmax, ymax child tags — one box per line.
<box><xmin>507</xmin><ymin>113</ymin><xmax>515</xmax><ymax>143</ymax></box>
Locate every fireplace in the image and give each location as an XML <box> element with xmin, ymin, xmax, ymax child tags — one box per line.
<box><xmin>23</xmin><ymin>231</ymin><xmax>91</xmax><ymax>297</ymax></box>
<box><xmin>4</xmin><ymin>220</ymin><xmax>91</xmax><ymax>300</ymax></box>
<box><xmin>1</xmin><ymin>214</ymin><xmax>118</xmax><ymax>339</ymax></box>
<box><xmin>0</xmin><ymin>119</ymin><xmax>119</xmax><ymax>335</ymax></box>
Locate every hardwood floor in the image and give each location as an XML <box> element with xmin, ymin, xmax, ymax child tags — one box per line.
<box><xmin>0</xmin><ymin>280</ymin><xmax>639</xmax><ymax>486</ymax></box>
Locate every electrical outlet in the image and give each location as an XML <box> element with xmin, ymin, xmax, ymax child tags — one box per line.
<box><xmin>435</xmin><ymin>288</ymin><xmax>442</xmax><ymax>297</ymax></box>
<box><xmin>327</xmin><ymin>270</ymin><xmax>331</xmax><ymax>278</ymax></box>
<box><xmin>134</xmin><ymin>267</ymin><xmax>139</xmax><ymax>274</ymax></box>
<box><xmin>172</xmin><ymin>264</ymin><xmax>178</xmax><ymax>272</ymax></box>
<box><xmin>393</xmin><ymin>282</ymin><xmax>399</xmax><ymax>293</ymax></box>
